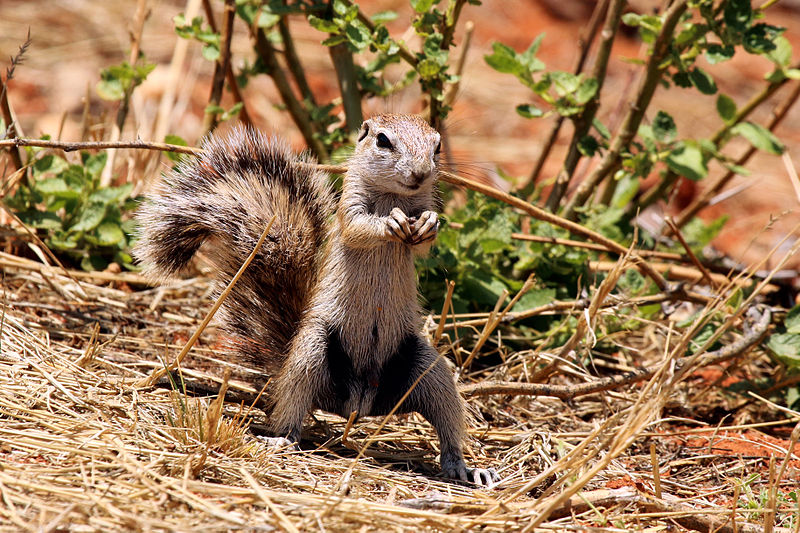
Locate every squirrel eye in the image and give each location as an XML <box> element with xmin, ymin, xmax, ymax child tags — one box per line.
<box><xmin>434</xmin><ymin>142</ymin><xmax>441</xmax><ymax>155</ymax></box>
<box><xmin>357</xmin><ymin>124</ymin><xmax>369</xmax><ymax>142</ymax></box>
<box><xmin>376</xmin><ymin>132</ymin><xmax>393</xmax><ymax>150</ymax></box>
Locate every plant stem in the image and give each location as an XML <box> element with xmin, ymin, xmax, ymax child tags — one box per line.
<box><xmin>201</xmin><ymin>0</ymin><xmax>252</xmax><ymax>126</ymax></box>
<box><xmin>521</xmin><ymin>0</ymin><xmax>611</xmax><ymax>200</ymax></box>
<box><xmin>252</xmin><ymin>27</ymin><xmax>328</xmax><ymax>160</ymax></box>
<box><xmin>278</xmin><ymin>16</ymin><xmax>317</xmax><ymax>108</ymax></box>
<box><xmin>639</xmin><ymin>62</ymin><xmax>800</xmax><ymax>210</ymax></box>
<box><xmin>329</xmin><ymin>43</ymin><xmax>363</xmax><ymax>133</ymax></box>
<box><xmin>202</xmin><ymin>0</ymin><xmax>236</xmax><ymax>134</ymax></box>
<box><xmin>674</xmin><ymin>80</ymin><xmax>800</xmax><ymax>227</ymax></box>
<box><xmin>562</xmin><ymin>0</ymin><xmax>689</xmax><ymax>220</ymax></box>
<box><xmin>543</xmin><ymin>0</ymin><xmax>625</xmax><ymax>210</ymax></box>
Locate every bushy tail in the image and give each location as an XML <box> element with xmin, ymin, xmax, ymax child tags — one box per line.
<box><xmin>135</xmin><ymin>127</ymin><xmax>335</xmax><ymax>365</ymax></box>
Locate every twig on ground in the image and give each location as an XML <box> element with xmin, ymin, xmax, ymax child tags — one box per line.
<box><xmin>461</xmin><ymin>305</ymin><xmax>771</xmax><ymax>399</ymax></box>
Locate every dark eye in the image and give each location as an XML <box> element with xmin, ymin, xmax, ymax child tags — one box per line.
<box><xmin>376</xmin><ymin>132</ymin><xmax>393</xmax><ymax>150</ymax></box>
<box><xmin>357</xmin><ymin>124</ymin><xmax>369</xmax><ymax>142</ymax></box>
<box><xmin>434</xmin><ymin>142</ymin><xmax>441</xmax><ymax>155</ymax></box>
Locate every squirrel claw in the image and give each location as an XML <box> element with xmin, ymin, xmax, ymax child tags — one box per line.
<box><xmin>442</xmin><ymin>456</ymin><xmax>500</xmax><ymax>487</ymax></box>
<box><xmin>412</xmin><ymin>211</ymin><xmax>439</xmax><ymax>244</ymax></box>
<box><xmin>386</xmin><ymin>207</ymin><xmax>414</xmax><ymax>242</ymax></box>
<box><xmin>257</xmin><ymin>436</ymin><xmax>299</xmax><ymax>451</ymax></box>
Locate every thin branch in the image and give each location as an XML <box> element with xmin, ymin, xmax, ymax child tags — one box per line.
<box><xmin>329</xmin><ymin>43</ymin><xmax>363</xmax><ymax>133</ymax></box>
<box><xmin>664</xmin><ymin>216</ymin><xmax>718</xmax><ymax>288</ymax></box>
<box><xmin>1</xmin><ymin>29</ymin><xmax>32</xmax><ymax>171</ymax></box>
<box><xmin>543</xmin><ymin>0</ymin><xmax>625</xmax><ymax>210</ymax></box>
<box><xmin>461</xmin><ymin>305</ymin><xmax>771</xmax><ymax>399</ymax></box>
<box><xmin>201</xmin><ymin>0</ymin><xmax>253</xmax><ymax>127</ymax></box>
<box><xmin>675</xmin><ymin>80</ymin><xmax>800</xmax><ymax>227</ymax></box>
<box><xmin>562</xmin><ymin>0</ymin><xmax>689</xmax><ymax>220</ymax></box>
<box><xmin>0</xmin><ymin>138</ymin><xmax>202</xmax><ymax>155</ymax></box>
<box><xmin>640</xmin><ymin>62</ymin><xmax>800</xmax><ymax>210</ymax></box>
<box><xmin>251</xmin><ymin>26</ymin><xmax>328</xmax><ymax>160</ymax></box>
<box><xmin>203</xmin><ymin>0</ymin><xmax>236</xmax><ymax>134</ymax></box>
<box><xmin>278</xmin><ymin>16</ymin><xmax>317</xmax><ymax>107</ymax></box>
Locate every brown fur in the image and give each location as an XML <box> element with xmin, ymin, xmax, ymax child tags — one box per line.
<box><xmin>134</xmin><ymin>115</ymin><xmax>497</xmax><ymax>485</ymax></box>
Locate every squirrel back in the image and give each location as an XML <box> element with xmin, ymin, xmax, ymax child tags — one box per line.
<box><xmin>134</xmin><ymin>127</ymin><xmax>335</xmax><ymax>365</ymax></box>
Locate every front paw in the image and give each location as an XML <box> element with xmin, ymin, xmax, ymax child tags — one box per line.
<box><xmin>384</xmin><ymin>207</ymin><xmax>414</xmax><ymax>243</ymax></box>
<box><xmin>441</xmin><ymin>455</ymin><xmax>500</xmax><ymax>487</ymax></box>
<box><xmin>410</xmin><ymin>211</ymin><xmax>439</xmax><ymax>244</ymax></box>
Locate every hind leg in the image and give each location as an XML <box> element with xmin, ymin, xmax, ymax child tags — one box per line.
<box><xmin>396</xmin><ymin>337</ymin><xmax>500</xmax><ymax>486</ymax></box>
<box><xmin>269</xmin><ymin>320</ymin><xmax>331</xmax><ymax>443</ymax></box>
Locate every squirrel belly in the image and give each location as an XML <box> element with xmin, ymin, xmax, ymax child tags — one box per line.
<box><xmin>135</xmin><ymin>114</ymin><xmax>499</xmax><ymax>486</ymax></box>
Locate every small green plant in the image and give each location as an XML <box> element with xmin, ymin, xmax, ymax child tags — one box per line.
<box><xmin>5</xmin><ymin>147</ymin><xmax>140</xmax><ymax>271</ymax></box>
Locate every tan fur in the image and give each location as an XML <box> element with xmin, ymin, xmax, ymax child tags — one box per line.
<box><xmin>135</xmin><ymin>115</ymin><xmax>497</xmax><ymax>485</ymax></box>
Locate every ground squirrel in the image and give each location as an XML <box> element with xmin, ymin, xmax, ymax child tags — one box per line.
<box><xmin>135</xmin><ymin>113</ymin><xmax>499</xmax><ymax>485</ymax></box>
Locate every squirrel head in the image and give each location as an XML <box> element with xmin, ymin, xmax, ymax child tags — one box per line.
<box><xmin>350</xmin><ymin>114</ymin><xmax>441</xmax><ymax>196</ymax></box>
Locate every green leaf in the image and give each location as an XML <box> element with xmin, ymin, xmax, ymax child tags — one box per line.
<box><xmin>417</xmin><ymin>58</ymin><xmax>442</xmax><ymax>79</ymax></box>
<box><xmin>592</xmin><ymin>118</ymin><xmax>611</xmax><ymax>140</ymax></box>
<box><xmin>716</xmin><ymin>94</ymin><xmax>737</xmax><ymax>123</ymax></box>
<box><xmin>689</xmin><ymin>67</ymin><xmax>717</xmax><ymax>95</ymax></box>
<box><xmin>95</xmin><ymin>221</ymin><xmax>125</xmax><ymax>246</ymax></box>
<box><xmin>706</xmin><ymin>44</ymin><xmax>734</xmax><ymax>64</ymax></box>
<box><xmin>35</xmin><ymin>177</ymin><xmax>70</xmax><ymax>195</ymax></box>
<box><xmin>549</xmin><ymin>71</ymin><xmax>579</xmax><ymax>96</ymax></box>
<box><xmin>723</xmin><ymin>0</ymin><xmax>752</xmax><ymax>32</ymax></box>
<box><xmin>344</xmin><ymin>20</ymin><xmax>371</xmax><ymax>51</ymax></box>
<box><xmin>83</xmin><ymin>152</ymin><xmax>108</xmax><ymax>179</ymax></box>
<box><xmin>321</xmin><ymin>35</ymin><xmax>348</xmax><ymax>47</ymax></box>
<box><xmin>89</xmin><ymin>183</ymin><xmax>134</xmax><ymax>204</ymax></box>
<box><xmin>410</xmin><ymin>0</ymin><xmax>436</xmax><ymax>13</ymax></box>
<box><xmin>767</xmin><ymin>333</ymin><xmax>800</xmax><ymax>367</ymax></box>
<box><xmin>786</xmin><ymin>305</ymin><xmax>800</xmax><ymax>334</ymax></box>
<box><xmin>666</xmin><ymin>141</ymin><xmax>707</xmax><ymax>181</ymax></box>
<box><xmin>164</xmin><ymin>134</ymin><xmax>188</xmax><ymax>162</ymax></box>
<box><xmin>577</xmin><ymin>135</ymin><xmax>600</xmax><ymax>157</ymax></box>
<box><xmin>767</xmin><ymin>36</ymin><xmax>792</xmax><ymax>67</ymax></box>
<box><xmin>17</xmin><ymin>210</ymin><xmax>62</xmax><ymax>229</ymax></box>
<box><xmin>96</xmin><ymin>78</ymin><xmax>125</xmax><ymax>101</ymax></box>
<box><xmin>201</xmin><ymin>44</ymin><xmax>220</xmax><ymax>61</ymax></box>
<box><xmin>308</xmin><ymin>15</ymin><xmax>340</xmax><ymax>34</ymax></box>
<box><xmin>484</xmin><ymin>42</ymin><xmax>521</xmax><ymax>74</ymax></box>
<box><xmin>71</xmin><ymin>203</ymin><xmax>107</xmax><ymax>232</ymax></box>
<box><xmin>515</xmin><ymin>104</ymin><xmax>544</xmax><ymax>119</ymax></box>
<box><xmin>513</xmin><ymin>288</ymin><xmax>556</xmax><ymax>311</ymax></box>
<box><xmin>652</xmin><ymin>110</ymin><xmax>676</xmax><ymax>143</ymax></box>
<box><xmin>371</xmin><ymin>10</ymin><xmax>398</xmax><ymax>24</ymax></box>
<box><xmin>731</xmin><ymin>122</ymin><xmax>784</xmax><ymax>155</ymax></box>
<box><xmin>743</xmin><ymin>24</ymin><xmax>784</xmax><ymax>55</ymax></box>
<box><xmin>33</xmin><ymin>154</ymin><xmax>69</xmax><ymax>177</ymax></box>
<box><xmin>610</xmin><ymin>172</ymin><xmax>639</xmax><ymax>209</ymax></box>
<box><xmin>574</xmin><ymin>77</ymin><xmax>598</xmax><ymax>104</ymax></box>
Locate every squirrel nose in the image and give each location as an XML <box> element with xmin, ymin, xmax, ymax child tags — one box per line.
<box><xmin>412</xmin><ymin>171</ymin><xmax>427</xmax><ymax>183</ymax></box>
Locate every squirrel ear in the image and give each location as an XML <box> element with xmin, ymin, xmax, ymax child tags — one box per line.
<box><xmin>357</xmin><ymin>123</ymin><xmax>370</xmax><ymax>142</ymax></box>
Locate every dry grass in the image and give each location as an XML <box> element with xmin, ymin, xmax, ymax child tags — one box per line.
<box><xmin>1</xmin><ymin>241</ymin><xmax>799</xmax><ymax>532</ymax></box>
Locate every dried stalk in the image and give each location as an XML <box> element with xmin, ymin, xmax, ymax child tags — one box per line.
<box><xmin>461</xmin><ymin>305</ymin><xmax>771</xmax><ymax>399</ymax></box>
<box><xmin>0</xmin><ymin>30</ymin><xmax>32</xmax><ymax>171</ymax></box>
